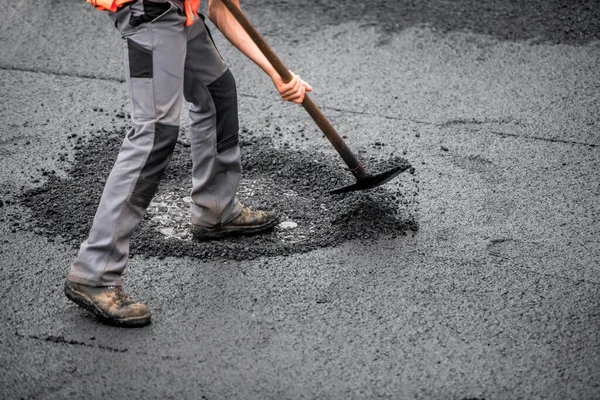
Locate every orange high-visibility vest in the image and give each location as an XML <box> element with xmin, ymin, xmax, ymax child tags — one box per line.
<box><xmin>87</xmin><ymin>0</ymin><xmax>200</xmax><ymax>26</ymax></box>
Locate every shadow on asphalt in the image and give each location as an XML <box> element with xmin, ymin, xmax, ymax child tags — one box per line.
<box><xmin>248</xmin><ymin>0</ymin><xmax>600</xmax><ymax>45</ymax></box>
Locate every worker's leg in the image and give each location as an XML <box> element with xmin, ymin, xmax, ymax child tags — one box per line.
<box><xmin>68</xmin><ymin>3</ymin><xmax>187</xmax><ymax>287</ymax></box>
<box><xmin>183</xmin><ymin>16</ymin><xmax>243</xmax><ymax>227</ymax></box>
<box><xmin>184</xmin><ymin>17</ymin><xmax>280</xmax><ymax>239</ymax></box>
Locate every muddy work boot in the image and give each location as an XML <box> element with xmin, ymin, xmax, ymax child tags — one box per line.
<box><xmin>64</xmin><ymin>280</ymin><xmax>151</xmax><ymax>327</ymax></box>
<box><xmin>191</xmin><ymin>205</ymin><xmax>280</xmax><ymax>240</ymax></box>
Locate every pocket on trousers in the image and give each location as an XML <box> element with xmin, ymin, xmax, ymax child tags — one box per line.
<box><xmin>127</xmin><ymin>37</ymin><xmax>155</xmax><ymax>119</ymax></box>
<box><xmin>127</xmin><ymin>38</ymin><xmax>153</xmax><ymax>78</ymax></box>
<box><xmin>148</xmin><ymin>1</ymin><xmax>175</xmax><ymax>23</ymax></box>
<box><xmin>129</xmin><ymin>1</ymin><xmax>173</xmax><ymax>27</ymax></box>
<box><xmin>109</xmin><ymin>6</ymin><xmax>137</xmax><ymax>38</ymax></box>
<box><xmin>129</xmin><ymin>78</ymin><xmax>155</xmax><ymax>119</ymax></box>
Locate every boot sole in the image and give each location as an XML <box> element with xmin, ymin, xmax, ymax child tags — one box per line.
<box><xmin>192</xmin><ymin>217</ymin><xmax>280</xmax><ymax>241</ymax></box>
<box><xmin>64</xmin><ymin>283</ymin><xmax>151</xmax><ymax>328</ymax></box>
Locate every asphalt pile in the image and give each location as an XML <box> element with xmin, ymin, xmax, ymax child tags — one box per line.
<box><xmin>20</xmin><ymin>128</ymin><xmax>416</xmax><ymax>260</ymax></box>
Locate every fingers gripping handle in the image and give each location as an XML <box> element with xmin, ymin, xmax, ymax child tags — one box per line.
<box><xmin>220</xmin><ymin>0</ymin><xmax>365</xmax><ymax>178</ymax></box>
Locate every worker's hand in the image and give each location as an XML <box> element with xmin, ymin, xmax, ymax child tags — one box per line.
<box><xmin>271</xmin><ymin>71</ymin><xmax>312</xmax><ymax>104</ymax></box>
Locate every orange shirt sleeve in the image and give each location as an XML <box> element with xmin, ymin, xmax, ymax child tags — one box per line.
<box><xmin>86</xmin><ymin>0</ymin><xmax>132</xmax><ymax>12</ymax></box>
<box><xmin>86</xmin><ymin>0</ymin><xmax>200</xmax><ymax>27</ymax></box>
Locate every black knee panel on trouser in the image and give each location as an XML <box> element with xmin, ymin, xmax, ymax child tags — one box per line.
<box><xmin>130</xmin><ymin>123</ymin><xmax>179</xmax><ymax>208</ymax></box>
<box><xmin>207</xmin><ymin>69</ymin><xmax>239</xmax><ymax>154</ymax></box>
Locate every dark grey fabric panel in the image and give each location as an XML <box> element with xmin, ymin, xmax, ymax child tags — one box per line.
<box><xmin>129</xmin><ymin>0</ymin><xmax>173</xmax><ymax>27</ymax></box>
<box><xmin>127</xmin><ymin>39</ymin><xmax>153</xmax><ymax>78</ymax></box>
<box><xmin>130</xmin><ymin>123</ymin><xmax>179</xmax><ymax>208</ymax></box>
<box><xmin>207</xmin><ymin>69</ymin><xmax>239</xmax><ymax>154</ymax></box>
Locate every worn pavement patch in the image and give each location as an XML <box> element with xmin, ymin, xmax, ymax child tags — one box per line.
<box><xmin>18</xmin><ymin>127</ymin><xmax>416</xmax><ymax>260</ymax></box>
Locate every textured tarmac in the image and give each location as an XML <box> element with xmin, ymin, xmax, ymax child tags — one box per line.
<box><xmin>1</xmin><ymin>1</ymin><xmax>599</xmax><ymax>399</ymax></box>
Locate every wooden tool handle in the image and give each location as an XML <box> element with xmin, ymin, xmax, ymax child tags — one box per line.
<box><xmin>220</xmin><ymin>0</ymin><xmax>293</xmax><ymax>83</ymax></box>
<box><xmin>220</xmin><ymin>0</ymin><xmax>365</xmax><ymax>177</ymax></box>
<box><xmin>300</xmin><ymin>96</ymin><xmax>365</xmax><ymax>176</ymax></box>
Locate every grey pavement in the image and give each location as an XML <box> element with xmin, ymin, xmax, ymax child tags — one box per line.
<box><xmin>1</xmin><ymin>1</ymin><xmax>599</xmax><ymax>399</ymax></box>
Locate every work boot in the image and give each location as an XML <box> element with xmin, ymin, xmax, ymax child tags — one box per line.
<box><xmin>191</xmin><ymin>205</ymin><xmax>279</xmax><ymax>240</ymax></box>
<box><xmin>64</xmin><ymin>280</ymin><xmax>151</xmax><ymax>327</ymax></box>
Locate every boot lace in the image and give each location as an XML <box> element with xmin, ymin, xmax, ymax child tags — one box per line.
<box><xmin>109</xmin><ymin>286</ymin><xmax>135</xmax><ymax>306</ymax></box>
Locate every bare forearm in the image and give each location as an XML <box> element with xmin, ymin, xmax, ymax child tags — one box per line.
<box><xmin>208</xmin><ymin>0</ymin><xmax>276</xmax><ymax>78</ymax></box>
<box><xmin>207</xmin><ymin>0</ymin><xmax>312</xmax><ymax>104</ymax></box>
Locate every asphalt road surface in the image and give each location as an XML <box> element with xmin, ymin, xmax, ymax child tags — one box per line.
<box><xmin>1</xmin><ymin>0</ymin><xmax>599</xmax><ymax>399</ymax></box>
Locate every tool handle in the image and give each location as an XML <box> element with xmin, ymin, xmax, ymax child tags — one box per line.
<box><xmin>220</xmin><ymin>0</ymin><xmax>293</xmax><ymax>83</ymax></box>
<box><xmin>220</xmin><ymin>0</ymin><xmax>366</xmax><ymax>178</ymax></box>
<box><xmin>300</xmin><ymin>96</ymin><xmax>365</xmax><ymax>176</ymax></box>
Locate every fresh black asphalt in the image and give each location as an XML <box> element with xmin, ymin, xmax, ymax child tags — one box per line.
<box><xmin>1</xmin><ymin>1</ymin><xmax>599</xmax><ymax>399</ymax></box>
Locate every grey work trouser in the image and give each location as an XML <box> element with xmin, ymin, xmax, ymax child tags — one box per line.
<box><xmin>68</xmin><ymin>2</ymin><xmax>242</xmax><ymax>287</ymax></box>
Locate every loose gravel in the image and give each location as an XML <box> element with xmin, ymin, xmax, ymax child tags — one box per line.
<box><xmin>19</xmin><ymin>127</ymin><xmax>416</xmax><ymax>260</ymax></box>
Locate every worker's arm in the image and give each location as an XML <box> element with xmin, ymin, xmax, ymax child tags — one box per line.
<box><xmin>207</xmin><ymin>0</ymin><xmax>312</xmax><ymax>104</ymax></box>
